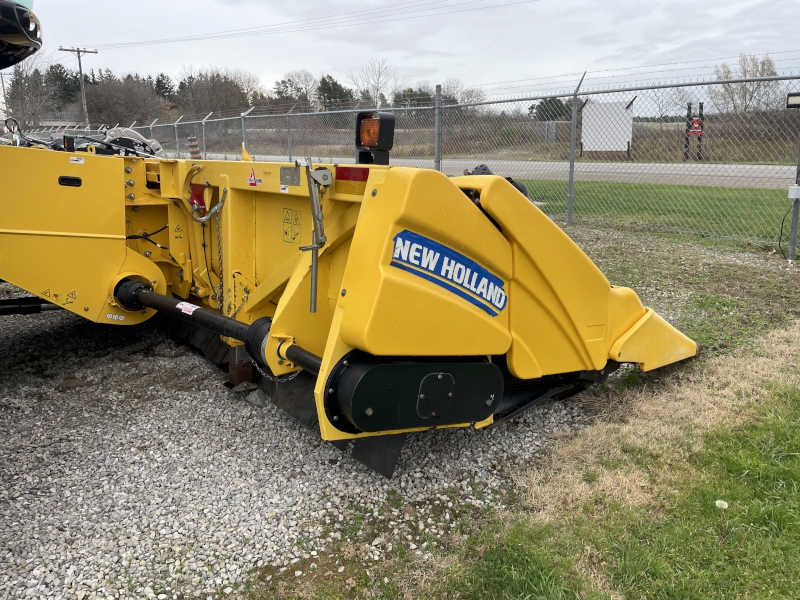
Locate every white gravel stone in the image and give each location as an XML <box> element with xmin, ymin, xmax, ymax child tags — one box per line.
<box><xmin>0</xmin><ymin>281</ymin><xmax>592</xmax><ymax>599</ymax></box>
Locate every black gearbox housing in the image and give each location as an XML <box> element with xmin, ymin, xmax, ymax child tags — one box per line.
<box><xmin>324</xmin><ymin>350</ymin><xmax>504</xmax><ymax>433</ymax></box>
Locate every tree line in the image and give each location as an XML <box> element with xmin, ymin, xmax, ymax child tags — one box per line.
<box><xmin>2</xmin><ymin>53</ymin><xmax>785</xmax><ymax>130</ymax></box>
<box><xmin>2</xmin><ymin>56</ymin><xmax>488</xmax><ymax>129</ymax></box>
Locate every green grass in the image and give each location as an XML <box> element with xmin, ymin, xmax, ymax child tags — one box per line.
<box><xmin>598</xmin><ymin>385</ymin><xmax>800</xmax><ymax>599</ymax></box>
<box><xmin>442</xmin><ymin>385</ymin><xmax>800</xmax><ymax>599</ymax></box>
<box><xmin>446</xmin><ymin>521</ymin><xmax>603</xmax><ymax>600</ymax></box>
<box><xmin>521</xmin><ymin>179</ymin><xmax>791</xmax><ymax>243</ymax></box>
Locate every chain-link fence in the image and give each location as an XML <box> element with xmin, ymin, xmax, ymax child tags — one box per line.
<box><xmin>27</xmin><ymin>75</ymin><xmax>800</xmax><ymax>245</ymax></box>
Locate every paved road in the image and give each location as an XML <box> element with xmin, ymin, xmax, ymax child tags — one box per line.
<box><xmin>200</xmin><ymin>153</ymin><xmax>796</xmax><ymax>190</ymax></box>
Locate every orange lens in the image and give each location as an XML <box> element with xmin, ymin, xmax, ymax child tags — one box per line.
<box><xmin>359</xmin><ymin>118</ymin><xmax>380</xmax><ymax>147</ymax></box>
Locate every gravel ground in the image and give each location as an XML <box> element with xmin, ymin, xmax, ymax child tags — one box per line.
<box><xmin>0</xmin><ymin>279</ymin><xmax>585</xmax><ymax>599</ymax></box>
<box><xmin>2</xmin><ymin>226</ymin><xmax>789</xmax><ymax>599</ymax></box>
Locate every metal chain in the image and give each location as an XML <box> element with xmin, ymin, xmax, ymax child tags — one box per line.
<box><xmin>251</xmin><ymin>359</ymin><xmax>302</xmax><ymax>383</ymax></box>
<box><xmin>230</xmin><ymin>292</ymin><xmax>248</xmax><ymax>320</ymax></box>
<box><xmin>215</xmin><ymin>210</ymin><xmax>223</xmax><ymax>314</ymax></box>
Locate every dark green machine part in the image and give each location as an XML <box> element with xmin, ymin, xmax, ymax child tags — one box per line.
<box><xmin>324</xmin><ymin>350</ymin><xmax>504</xmax><ymax>433</ymax></box>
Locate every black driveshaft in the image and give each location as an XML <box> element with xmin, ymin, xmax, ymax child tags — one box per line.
<box><xmin>115</xmin><ymin>280</ymin><xmax>322</xmax><ymax>374</ymax></box>
<box><xmin>0</xmin><ymin>297</ymin><xmax>61</xmax><ymax>316</ymax></box>
<box><xmin>284</xmin><ymin>343</ymin><xmax>322</xmax><ymax>376</ymax></box>
<box><xmin>115</xmin><ymin>280</ymin><xmax>249</xmax><ymax>341</ymax></box>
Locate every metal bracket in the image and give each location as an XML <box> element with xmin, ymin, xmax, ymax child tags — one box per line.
<box><xmin>191</xmin><ymin>187</ymin><xmax>227</xmax><ymax>223</ymax></box>
<box><xmin>296</xmin><ymin>158</ymin><xmax>331</xmax><ymax>313</ymax></box>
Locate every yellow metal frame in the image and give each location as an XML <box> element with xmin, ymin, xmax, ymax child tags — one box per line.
<box><xmin>0</xmin><ymin>144</ymin><xmax>698</xmax><ymax>442</ymax></box>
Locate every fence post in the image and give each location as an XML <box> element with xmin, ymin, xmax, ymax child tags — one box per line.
<box><xmin>286</xmin><ymin>103</ymin><xmax>297</xmax><ymax>161</ymax></box>
<box><xmin>566</xmin><ymin>72</ymin><xmax>585</xmax><ymax>227</ymax></box>
<box><xmin>434</xmin><ymin>84</ymin><xmax>442</xmax><ymax>172</ymax></box>
<box><xmin>287</xmin><ymin>116</ymin><xmax>292</xmax><ymax>161</ymax></box>
<box><xmin>790</xmin><ymin>137</ymin><xmax>800</xmax><ymax>262</ymax></box>
<box><xmin>241</xmin><ymin>107</ymin><xmax>254</xmax><ymax>152</ymax></box>
<box><xmin>173</xmin><ymin>115</ymin><xmax>183</xmax><ymax>159</ymax></box>
<box><xmin>149</xmin><ymin>118</ymin><xmax>158</xmax><ymax>141</ymax></box>
<box><xmin>201</xmin><ymin>112</ymin><xmax>213</xmax><ymax>159</ymax></box>
<box><xmin>567</xmin><ymin>96</ymin><xmax>579</xmax><ymax>226</ymax></box>
<box><xmin>697</xmin><ymin>102</ymin><xmax>704</xmax><ymax>161</ymax></box>
<box><xmin>352</xmin><ymin>100</ymin><xmax>362</xmax><ymax>163</ymax></box>
<box><xmin>683</xmin><ymin>103</ymin><xmax>691</xmax><ymax>161</ymax></box>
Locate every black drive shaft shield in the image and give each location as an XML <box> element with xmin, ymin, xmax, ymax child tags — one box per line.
<box><xmin>324</xmin><ymin>350</ymin><xmax>504</xmax><ymax>433</ymax></box>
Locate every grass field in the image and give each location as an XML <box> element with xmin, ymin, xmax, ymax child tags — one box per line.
<box><xmin>521</xmin><ymin>179</ymin><xmax>792</xmax><ymax>244</ymax></box>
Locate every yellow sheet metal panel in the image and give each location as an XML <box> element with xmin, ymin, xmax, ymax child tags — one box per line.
<box><xmin>609</xmin><ymin>308</ymin><xmax>698</xmax><ymax>371</ymax></box>
<box><xmin>608</xmin><ymin>286</ymin><xmax>647</xmax><ymax>347</ymax></box>
<box><xmin>0</xmin><ymin>146</ymin><xmax>133</xmax><ymax>321</ymax></box>
<box><xmin>338</xmin><ymin>167</ymin><xmax>512</xmax><ymax>357</ymax></box>
<box><xmin>474</xmin><ymin>176</ymin><xmax>612</xmax><ymax>377</ymax></box>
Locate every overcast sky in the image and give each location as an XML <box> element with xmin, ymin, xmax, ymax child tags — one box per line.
<box><xmin>33</xmin><ymin>0</ymin><xmax>800</xmax><ymax>97</ymax></box>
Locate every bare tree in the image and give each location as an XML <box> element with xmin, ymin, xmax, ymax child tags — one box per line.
<box><xmin>85</xmin><ymin>74</ymin><xmax>170</xmax><ymax>126</ymax></box>
<box><xmin>710</xmin><ymin>53</ymin><xmax>780</xmax><ymax>113</ymax></box>
<box><xmin>458</xmin><ymin>86</ymin><xmax>486</xmax><ymax>105</ymax></box>
<box><xmin>284</xmin><ymin>69</ymin><xmax>316</xmax><ymax>104</ymax></box>
<box><xmin>442</xmin><ymin>77</ymin><xmax>463</xmax><ymax>101</ymax></box>
<box><xmin>349</xmin><ymin>57</ymin><xmax>396</xmax><ymax>108</ymax></box>
<box><xmin>227</xmin><ymin>68</ymin><xmax>264</xmax><ymax>103</ymax></box>
<box><xmin>5</xmin><ymin>54</ymin><xmax>54</xmax><ymax>128</ymax></box>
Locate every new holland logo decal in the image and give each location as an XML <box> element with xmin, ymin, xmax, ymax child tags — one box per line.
<box><xmin>390</xmin><ymin>230</ymin><xmax>507</xmax><ymax>317</ymax></box>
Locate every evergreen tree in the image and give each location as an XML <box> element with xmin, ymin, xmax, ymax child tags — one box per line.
<box><xmin>316</xmin><ymin>75</ymin><xmax>354</xmax><ymax>110</ymax></box>
<box><xmin>154</xmin><ymin>73</ymin><xmax>175</xmax><ymax>100</ymax></box>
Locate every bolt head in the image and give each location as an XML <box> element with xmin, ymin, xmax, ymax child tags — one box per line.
<box><xmin>341</xmin><ymin>289</ymin><xmax>347</xmax><ymax>297</ymax></box>
<box><xmin>343</xmin><ymin>360</ymin><xmax>349</xmax><ymax>367</ymax></box>
<box><xmin>419</xmin><ymin>394</ymin><xmax>425</xmax><ymax>400</ymax></box>
<box><xmin>448</xmin><ymin>392</ymin><xmax>453</xmax><ymax>398</ymax></box>
<box><xmin>485</xmin><ymin>399</ymin><xmax>492</xmax><ymax>406</ymax></box>
<box><xmin>431</xmin><ymin>411</ymin><xmax>437</xmax><ymax>417</ymax></box>
<box><xmin>83</xmin><ymin>307</ymin><xmax>89</xmax><ymax>312</ymax></box>
<box><xmin>328</xmin><ymin>388</ymin><xmax>334</xmax><ymax>394</ymax></box>
<box><xmin>371</xmin><ymin>189</ymin><xmax>378</xmax><ymax>197</ymax></box>
<box><xmin>278</xmin><ymin>359</ymin><xmax>284</xmax><ymax>365</ymax></box>
<box><xmin>437</xmin><ymin>374</ymin><xmax>442</xmax><ymax>380</ymax></box>
<box><xmin>365</xmin><ymin>407</ymin><xmax>374</xmax><ymax>416</ymax></box>
<box><xmin>333</xmin><ymin>415</ymin><xmax>339</xmax><ymax>421</ymax></box>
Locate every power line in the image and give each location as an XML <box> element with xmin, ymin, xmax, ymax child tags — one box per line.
<box><xmin>465</xmin><ymin>48</ymin><xmax>800</xmax><ymax>90</ymax></box>
<box><xmin>81</xmin><ymin>0</ymin><xmax>538</xmax><ymax>49</ymax></box>
<box><xmin>478</xmin><ymin>57</ymin><xmax>800</xmax><ymax>95</ymax></box>
<box><xmin>89</xmin><ymin>0</ymin><xmax>460</xmax><ymax>48</ymax></box>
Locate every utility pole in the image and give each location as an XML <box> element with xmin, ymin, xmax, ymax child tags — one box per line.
<box><xmin>0</xmin><ymin>72</ymin><xmax>6</xmax><ymax>121</ymax></box>
<box><xmin>58</xmin><ymin>47</ymin><xmax>97</xmax><ymax>127</ymax></box>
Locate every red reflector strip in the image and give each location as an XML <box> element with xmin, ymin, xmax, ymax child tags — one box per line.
<box><xmin>336</xmin><ymin>167</ymin><xmax>370</xmax><ymax>182</ymax></box>
<box><xmin>189</xmin><ymin>184</ymin><xmax>207</xmax><ymax>213</ymax></box>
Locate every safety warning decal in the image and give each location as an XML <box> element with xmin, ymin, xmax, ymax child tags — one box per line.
<box><xmin>69</xmin><ymin>156</ymin><xmax>84</xmax><ymax>164</ymax></box>
<box><xmin>63</xmin><ymin>291</ymin><xmax>76</xmax><ymax>306</ymax></box>
<box><xmin>390</xmin><ymin>230</ymin><xmax>507</xmax><ymax>317</ymax></box>
<box><xmin>282</xmin><ymin>208</ymin><xmax>301</xmax><ymax>243</ymax></box>
<box><xmin>176</xmin><ymin>301</ymin><xmax>200</xmax><ymax>315</ymax></box>
<box><xmin>246</xmin><ymin>167</ymin><xmax>263</xmax><ymax>187</ymax></box>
